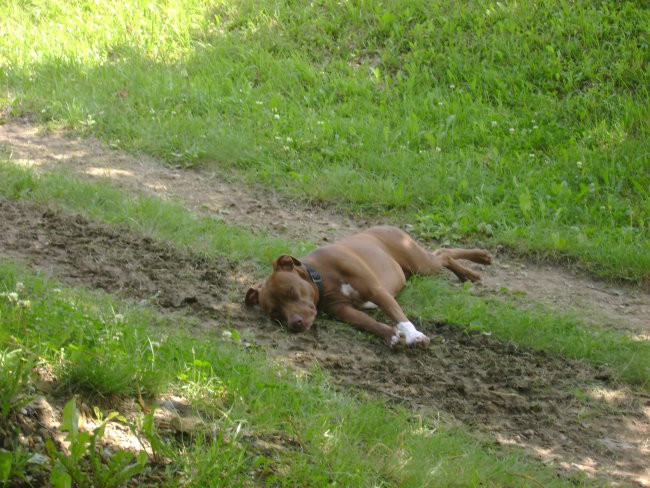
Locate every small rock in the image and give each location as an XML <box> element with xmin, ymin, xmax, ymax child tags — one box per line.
<box><xmin>171</xmin><ymin>416</ymin><xmax>203</xmax><ymax>434</ymax></box>
<box><xmin>28</xmin><ymin>453</ymin><xmax>49</xmax><ymax>465</ymax></box>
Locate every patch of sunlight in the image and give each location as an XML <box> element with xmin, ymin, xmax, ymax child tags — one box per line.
<box><xmin>8</xmin><ymin>157</ymin><xmax>38</xmax><ymax>168</ymax></box>
<box><xmin>586</xmin><ymin>385</ymin><xmax>631</xmax><ymax>404</ymax></box>
<box><xmin>86</xmin><ymin>167</ymin><xmax>134</xmax><ymax>178</ymax></box>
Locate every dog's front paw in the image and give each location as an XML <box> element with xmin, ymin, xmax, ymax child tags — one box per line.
<box><xmin>388</xmin><ymin>329</ymin><xmax>402</xmax><ymax>347</ymax></box>
<box><xmin>464</xmin><ymin>269</ymin><xmax>482</xmax><ymax>282</ymax></box>
<box><xmin>397</xmin><ymin>321</ymin><xmax>429</xmax><ymax>347</ymax></box>
<box><xmin>406</xmin><ymin>330</ymin><xmax>430</xmax><ymax>346</ymax></box>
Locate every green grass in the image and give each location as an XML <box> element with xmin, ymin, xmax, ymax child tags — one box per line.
<box><xmin>0</xmin><ymin>3</ymin><xmax>647</xmax><ymax>481</ymax></box>
<box><xmin>0</xmin><ymin>159</ymin><xmax>306</xmax><ymax>264</ymax></box>
<box><xmin>400</xmin><ymin>276</ymin><xmax>650</xmax><ymax>388</ymax></box>
<box><xmin>0</xmin><ymin>261</ymin><xmax>598</xmax><ymax>487</ymax></box>
<box><xmin>1</xmin><ymin>0</ymin><xmax>648</xmax><ymax>283</ymax></box>
<box><xmin>2</xmin><ymin>161</ymin><xmax>649</xmax><ymax>391</ymax></box>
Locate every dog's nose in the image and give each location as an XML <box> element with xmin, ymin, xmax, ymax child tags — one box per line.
<box><xmin>289</xmin><ymin>314</ymin><xmax>304</xmax><ymax>329</ymax></box>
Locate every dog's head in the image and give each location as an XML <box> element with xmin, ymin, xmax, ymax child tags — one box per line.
<box><xmin>245</xmin><ymin>255</ymin><xmax>318</xmax><ymax>332</ymax></box>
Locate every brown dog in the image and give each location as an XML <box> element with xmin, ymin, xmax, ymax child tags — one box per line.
<box><xmin>245</xmin><ymin>226</ymin><xmax>492</xmax><ymax>346</ymax></box>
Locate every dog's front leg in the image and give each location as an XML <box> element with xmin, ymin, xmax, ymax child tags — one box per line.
<box><xmin>329</xmin><ymin>305</ymin><xmax>401</xmax><ymax>346</ymax></box>
<box><xmin>364</xmin><ymin>287</ymin><xmax>430</xmax><ymax>346</ymax></box>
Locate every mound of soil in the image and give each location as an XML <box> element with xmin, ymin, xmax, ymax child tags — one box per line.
<box><xmin>1</xmin><ymin>198</ymin><xmax>648</xmax><ymax>486</ymax></box>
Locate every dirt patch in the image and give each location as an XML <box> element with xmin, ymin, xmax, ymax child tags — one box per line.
<box><xmin>0</xmin><ymin>120</ymin><xmax>368</xmax><ymax>244</ymax></box>
<box><xmin>0</xmin><ymin>198</ymin><xmax>648</xmax><ymax>486</ymax></box>
<box><xmin>0</xmin><ymin>199</ymin><xmax>234</xmax><ymax>313</ymax></box>
<box><xmin>1</xmin><ymin>119</ymin><xmax>648</xmax><ymax>341</ymax></box>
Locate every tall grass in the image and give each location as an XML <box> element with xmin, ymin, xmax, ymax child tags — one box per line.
<box><xmin>1</xmin><ymin>0</ymin><xmax>648</xmax><ymax>283</ymax></box>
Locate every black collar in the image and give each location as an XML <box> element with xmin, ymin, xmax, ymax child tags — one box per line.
<box><xmin>303</xmin><ymin>262</ymin><xmax>324</xmax><ymax>305</ymax></box>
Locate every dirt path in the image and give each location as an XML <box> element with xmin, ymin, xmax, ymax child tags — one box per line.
<box><xmin>2</xmin><ymin>120</ymin><xmax>648</xmax><ymax>341</ymax></box>
<box><xmin>1</xmin><ymin>120</ymin><xmax>649</xmax><ymax>486</ymax></box>
<box><xmin>0</xmin><ymin>198</ymin><xmax>648</xmax><ymax>486</ymax></box>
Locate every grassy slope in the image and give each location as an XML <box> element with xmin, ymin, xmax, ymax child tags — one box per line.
<box><xmin>1</xmin><ymin>0</ymin><xmax>649</xmax><ymax>283</ymax></box>
<box><xmin>0</xmin><ymin>1</ymin><xmax>647</xmax><ymax>484</ymax></box>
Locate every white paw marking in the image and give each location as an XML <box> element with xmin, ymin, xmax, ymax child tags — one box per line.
<box><xmin>397</xmin><ymin>321</ymin><xmax>429</xmax><ymax>346</ymax></box>
<box><xmin>341</xmin><ymin>283</ymin><xmax>356</xmax><ymax>297</ymax></box>
<box><xmin>390</xmin><ymin>331</ymin><xmax>401</xmax><ymax>346</ymax></box>
<box><xmin>361</xmin><ymin>301</ymin><xmax>378</xmax><ymax>309</ymax></box>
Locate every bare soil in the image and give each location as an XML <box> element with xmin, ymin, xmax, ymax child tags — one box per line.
<box><xmin>2</xmin><ymin>120</ymin><xmax>647</xmax><ymax>340</ymax></box>
<box><xmin>1</xmin><ymin>120</ymin><xmax>649</xmax><ymax>486</ymax></box>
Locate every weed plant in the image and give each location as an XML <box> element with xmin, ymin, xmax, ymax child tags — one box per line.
<box><xmin>0</xmin><ymin>347</ymin><xmax>33</xmax><ymax>419</ymax></box>
<box><xmin>46</xmin><ymin>400</ymin><xmax>147</xmax><ymax>488</ymax></box>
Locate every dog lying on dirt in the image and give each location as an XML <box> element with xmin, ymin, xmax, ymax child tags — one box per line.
<box><xmin>246</xmin><ymin>226</ymin><xmax>492</xmax><ymax>346</ymax></box>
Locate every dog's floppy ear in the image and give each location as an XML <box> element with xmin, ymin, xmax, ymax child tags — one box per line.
<box><xmin>245</xmin><ymin>286</ymin><xmax>260</xmax><ymax>307</ymax></box>
<box><xmin>273</xmin><ymin>255</ymin><xmax>301</xmax><ymax>272</ymax></box>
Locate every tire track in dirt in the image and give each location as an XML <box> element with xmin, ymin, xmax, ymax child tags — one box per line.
<box><xmin>1</xmin><ymin>198</ymin><xmax>648</xmax><ymax>486</ymax></box>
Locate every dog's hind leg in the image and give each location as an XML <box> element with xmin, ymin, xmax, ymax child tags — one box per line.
<box><xmin>436</xmin><ymin>248</ymin><xmax>492</xmax><ymax>265</ymax></box>
<box><xmin>430</xmin><ymin>248</ymin><xmax>492</xmax><ymax>282</ymax></box>
<box><xmin>404</xmin><ymin>246</ymin><xmax>491</xmax><ymax>282</ymax></box>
